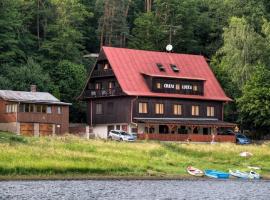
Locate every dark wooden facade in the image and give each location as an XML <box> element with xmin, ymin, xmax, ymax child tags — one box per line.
<box><xmin>81</xmin><ymin>48</ymin><xmax>236</xmax><ymax>142</ymax></box>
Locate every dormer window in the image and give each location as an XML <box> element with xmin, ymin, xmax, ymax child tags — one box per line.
<box><xmin>156</xmin><ymin>63</ymin><xmax>165</xmax><ymax>71</ymax></box>
<box><xmin>170</xmin><ymin>64</ymin><xmax>179</xmax><ymax>72</ymax></box>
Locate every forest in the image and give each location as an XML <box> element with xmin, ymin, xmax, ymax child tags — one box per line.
<box><xmin>1</xmin><ymin>0</ymin><xmax>270</xmax><ymax>137</ymax></box>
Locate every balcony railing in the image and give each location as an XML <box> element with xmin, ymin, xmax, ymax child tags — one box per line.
<box><xmin>84</xmin><ymin>87</ymin><xmax>125</xmax><ymax>98</ymax></box>
<box><xmin>91</xmin><ymin>69</ymin><xmax>114</xmax><ymax>78</ymax></box>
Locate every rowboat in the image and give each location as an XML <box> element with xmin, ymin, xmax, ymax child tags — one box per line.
<box><xmin>229</xmin><ymin>170</ymin><xmax>249</xmax><ymax>179</ymax></box>
<box><xmin>204</xmin><ymin>170</ymin><xmax>230</xmax><ymax>179</ymax></box>
<box><xmin>229</xmin><ymin>170</ymin><xmax>260</xmax><ymax>179</ymax></box>
<box><xmin>186</xmin><ymin>166</ymin><xmax>204</xmax><ymax>177</ymax></box>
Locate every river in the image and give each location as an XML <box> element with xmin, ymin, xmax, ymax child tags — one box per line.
<box><xmin>0</xmin><ymin>180</ymin><xmax>269</xmax><ymax>200</ymax></box>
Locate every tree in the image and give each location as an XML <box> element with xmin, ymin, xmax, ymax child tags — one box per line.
<box><xmin>128</xmin><ymin>12</ymin><xmax>166</xmax><ymax>50</ymax></box>
<box><xmin>7</xmin><ymin>58</ymin><xmax>53</xmax><ymax>92</ymax></box>
<box><xmin>237</xmin><ymin>66</ymin><xmax>270</xmax><ymax>128</ymax></box>
<box><xmin>216</xmin><ymin>17</ymin><xmax>265</xmax><ymax>90</ymax></box>
<box><xmin>97</xmin><ymin>0</ymin><xmax>131</xmax><ymax>47</ymax></box>
<box><xmin>53</xmin><ymin>60</ymin><xmax>87</xmax><ymax>122</ymax></box>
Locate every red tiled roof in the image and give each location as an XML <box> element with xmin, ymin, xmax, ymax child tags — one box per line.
<box><xmin>101</xmin><ymin>46</ymin><xmax>232</xmax><ymax>102</ymax></box>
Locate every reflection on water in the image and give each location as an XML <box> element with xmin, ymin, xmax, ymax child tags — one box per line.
<box><xmin>0</xmin><ymin>180</ymin><xmax>270</xmax><ymax>200</ymax></box>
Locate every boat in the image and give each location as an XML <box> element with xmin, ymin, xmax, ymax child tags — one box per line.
<box><xmin>186</xmin><ymin>166</ymin><xmax>204</xmax><ymax>177</ymax></box>
<box><xmin>249</xmin><ymin>171</ymin><xmax>260</xmax><ymax>179</ymax></box>
<box><xmin>204</xmin><ymin>170</ymin><xmax>230</xmax><ymax>179</ymax></box>
<box><xmin>229</xmin><ymin>170</ymin><xmax>249</xmax><ymax>179</ymax></box>
<box><xmin>229</xmin><ymin>170</ymin><xmax>260</xmax><ymax>179</ymax></box>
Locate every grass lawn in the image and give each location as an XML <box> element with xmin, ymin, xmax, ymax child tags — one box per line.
<box><xmin>0</xmin><ymin>131</ymin><xmax>270</xmax><ymax>180</ymax></box>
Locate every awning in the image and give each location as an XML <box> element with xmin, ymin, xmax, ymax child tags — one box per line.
<box><xmin>133</xmin><ymin>118</ymin><xmax>236</xmax><ymax>128</ymax></box>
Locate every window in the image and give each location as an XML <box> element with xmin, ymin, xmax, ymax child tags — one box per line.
<box><xmin>192</xmin><ymin>105</ymin><xmax>199</xmax><ymax>116</ymax></box>
<box><xmin>156</xmin><ymin>63</ymin><xmax>165</xmax><ymax>71</ymax></box>
<box><xmin>207</xmin><ymin>106</ymin><xmax>215</xmax><ymax>117</ymax></box>
<box><xmin>176</xmin><ymin>84</ymin><xmax>180</xmax><ymax>90</ymax></box>
<box><xmin>156</xmin><ymin>82</ymin><xmax>161</xmax><ymax>89</ymax></box>
<box><xmin>109</xmin><ymin>81</ymin><xmax>115</xmax><ymax>89</ymax></box>
<box><xmin>41</xmin><ymin>105</ymin><xmax>47</xmax><ymax>113</ymax></box>
<box><xmin>116</xmin><ymin>125</ymin><xmax>121</xmax><ymax>130</ymax></box>
<box><xmin>95</xmin><ymin>82</ymin><xmax>102</xmax><ymax>90</ymax></box>
<box><xmin>96</xmin><ymin>103</ymin><xmax>102</xmax><ymax>114</ymax></box>
<box><xmin>6</xmin><ymin>104</ymin><xmax>17</xmax><ymax>113</ymax></box>
<box><xmin>29</xmin><ymin>104</ymin><xmax>35</xmax><ymax>112</ymax></box>
<box><xmin>170</xmin><ymin>64</ymin><xmax>180</xmax><ymax>72</ymax></box>
<box><xmin>36</xmin><ymin>105</ymin><xmax>42</xmax><ymax>112</ymax></box>
<box><xmin>173</xmin><ymin>104</ymin><xmax>182</xmax><ymax>115</ymax></box>
<box><xmin>47</xmin><ymin>106</ymin><xmax>52</xmax><ymax>114</ymax></box>
<box><xmin>193</xmin><ymin>85</ymin><xmax>198</xmax><ymax>92</ymax></box>
<box><xmin>139</xmin><ymin>102</ymin><xmax>148</xmax><ymax>114</ymax></box>
<box><xmin>155</xmin><ymin>103</ymin><xmax>164</xmax><ymax>114</ymax></box>
<box><xmin>19</xmin><ymin>104</ymin><xmax>25</xmax><ymax>112</ymax></box>
<box><xmin>57</xmin><ymin>106</ymin><xmax>62</xmax><ymax>114</ymax></box>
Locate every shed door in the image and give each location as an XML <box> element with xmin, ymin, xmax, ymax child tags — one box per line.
<box><xmin>20</xmin><ymin>123</ymin><xmax>34</xmax><ymax>136</ymax></box>
<box><xmin>39</xmin><ymin>124</ymin><xmax>53</xmax><ymax>136</ymax></box>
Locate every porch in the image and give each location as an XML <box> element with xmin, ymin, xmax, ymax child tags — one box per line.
<box><xmin>134</xmin><ymin>118</ymin><xmax>236</xmax><ymax>143</ymax></box>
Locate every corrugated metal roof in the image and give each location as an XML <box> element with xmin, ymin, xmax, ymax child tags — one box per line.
<box><xmin>0</xmin><ymin>90</ymin><xmax>71</xmax><ymax>105</ymax></box>
<box><xmin>98</xmin><ymin>47</ymin><xmax>232</xmax><ymax>102</ymax></box>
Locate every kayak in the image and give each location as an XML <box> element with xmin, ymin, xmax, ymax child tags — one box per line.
<box><xmin>229</xmin><ymin>170</ymin><xmax>260</xmax><ymax>179</ymax></box>
<box><xmin>204</xmin><ymin>170</ymin><xmax>230</xmax><ymax>179</ymax></box>
<box><xmin>186</xmin><ymin>166</ymin><xmax>204</xmax><ymax>177</ymax></box>
<box><xmin>229</xmin><ymin>170</ymin><xmax>249</xmax><ymax>179</ymax></box>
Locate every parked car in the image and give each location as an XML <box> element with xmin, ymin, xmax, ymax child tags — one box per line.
<box><xmin>108</xmin><ymin>130</ymin><xmax>136</xmax><ymax>142</ymax></box>
<box><xmin>236</xmin><ymin>133</ymin><xmax>251</xmax><ymax>144</ymax></box>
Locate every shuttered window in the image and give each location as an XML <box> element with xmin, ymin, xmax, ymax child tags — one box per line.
<box><xmin>173</xmin><ymin>104</ymin><xmax>182</xmax><ymax>115</ymax></box>
<box><xmin>207</xmin><ymin>106</ymin><xmax>215</xmax><ymax>117</ymax></box>
<box><xmin>155</xmin><ymin>103</ymin><xmax>164</xmax><ymax>114</ymax></box>
<box><xmin>139</xmin><ymin>103</ymin><xmax>148</xmax><ymax>114</ymax></box>
<box><xmin>191</xmin><ymin>105</ymin><xmax>199</xmax><ymax>116</ymax></box>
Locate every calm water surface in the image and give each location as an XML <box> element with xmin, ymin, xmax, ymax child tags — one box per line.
<box><xmin>0</xmin><ymin>180</ymin><xmax>270</xmax><ymax>200</ymax></box>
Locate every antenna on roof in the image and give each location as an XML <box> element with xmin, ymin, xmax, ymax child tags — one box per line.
<box><xmin>166</xmin><ymin>44</ymin><xmax>173</xmax><ymax>53</ymax></box>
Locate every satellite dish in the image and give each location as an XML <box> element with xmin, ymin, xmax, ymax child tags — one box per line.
<box><xmin>166</xmin><ymin>44</ymin><xmax>173</xmax><ymax>52</ymax></box>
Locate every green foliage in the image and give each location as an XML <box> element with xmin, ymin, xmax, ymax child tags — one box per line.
<box><xmin>237</xmin><ymin>66</ymin><xmax>270</xmax><ymax>127</ymax></box>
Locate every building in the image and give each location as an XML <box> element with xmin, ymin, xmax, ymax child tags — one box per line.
<box><xmin>0</xmin><ymin>86</ymin><xmax>71</xmax><ymax>136</ymax></box>
<box><xmin>79</xmin><ymin>47</ymin><xmax>236</xmax><ymax>142</ymax></box>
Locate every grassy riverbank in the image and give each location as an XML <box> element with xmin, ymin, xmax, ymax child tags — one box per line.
<box><xmin>0</xmin><ymin>132</ymin><xmax>270</xmax><ymax>180</ymax></box>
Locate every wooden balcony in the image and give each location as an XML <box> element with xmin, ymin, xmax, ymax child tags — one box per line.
<box><xmin>91</xmin><ymin>69</ymin><xmax>114</xmax><ymax>78</ymax></box>
<box><xmin>137</xmin><ymin>133</ymin><xmax>236</xmax><ymax>143</ymax></box>
<box><xmin>84</xmin><ymin>87</ymin><xmax>125</xmax><ymax>98</ymax></box>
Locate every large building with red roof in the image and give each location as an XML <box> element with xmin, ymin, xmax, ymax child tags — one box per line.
<box><xmin>80</xmin><ymin>47</ymin><xmax>236</xmax><ymax>142</ymax></box>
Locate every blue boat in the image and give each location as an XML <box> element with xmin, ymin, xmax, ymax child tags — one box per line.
<box><xmin>204</xmin><ymin>170</ymin><xmax>230</xmax><ymax>179</ymax></box>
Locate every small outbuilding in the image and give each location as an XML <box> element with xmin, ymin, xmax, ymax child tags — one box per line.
<box><xmin>0</xmin><ymin>86</ymin><xmax>71</xmax><ymax>136</ymax></box>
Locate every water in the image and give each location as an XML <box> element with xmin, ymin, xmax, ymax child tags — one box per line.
<box><xmin>0</xmin><ymin>180</ymin><xmax>270</xmax><ymax>200</ymax></box>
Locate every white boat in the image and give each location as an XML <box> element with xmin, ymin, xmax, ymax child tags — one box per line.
<box><xmin>229</xmin><ymin>170</ymin><xmax>260</xmax><ymax>179</ymax></box>
<box><xmin>187</xmin><ymin>166</ymin><xmax>204</xmax><ymax>177</ymax></box>
<box><xmin>229</xmin><ymin>170</ymin><xmax>249</xmax><ymax>179</ymax></box>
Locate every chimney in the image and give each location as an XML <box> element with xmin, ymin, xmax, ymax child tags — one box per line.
<box><xmin>30</xmin><ymin>85</ymin><xmax>37</xmax><ymax>92</ymax></box>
